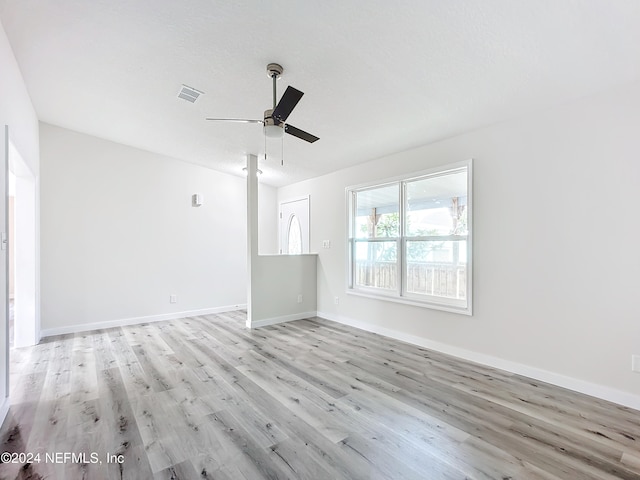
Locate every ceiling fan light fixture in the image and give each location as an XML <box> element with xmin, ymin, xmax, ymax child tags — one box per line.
<box><xmin>264</xmin><ymin>123</ymin><xmax>284</xmax><ymax>139</ymax></box>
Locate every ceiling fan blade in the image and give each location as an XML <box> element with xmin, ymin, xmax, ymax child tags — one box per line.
<box><xmin>205</xmin><ymin>118</ymin><xmax>263</xmax><ymax>123</ymax></box>
<box><xmin>272</xmin><ymin>86</ymin><xmax>304</xmax><ymax>123</ymax></box>
<box><xmin>284</xmin><ymin>124</ymin><xmax>319</xmax><ymax>143</ymax></box>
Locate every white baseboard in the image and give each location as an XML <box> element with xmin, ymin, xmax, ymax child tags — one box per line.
<box><xmin>0</xmin><ymin>397</ymin><xmax>9</xmax><ymax>428</ymax></box>
<box><xmin>248</xmin><ymin>311</ymin><xmax>317</xmax><ymax>329</ymax></box>
<box><xmin>40</xmin><ymin>304</ymin><xmax>247</xmax><ymax>338</ymax></box>
<box><xmin>317</xmin><ymin>310</ymin><xmax>640</xmax><ymax>411</ymax></box>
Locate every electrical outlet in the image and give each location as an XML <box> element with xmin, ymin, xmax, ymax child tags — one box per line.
<box><xmin>334</xmin><ymin>296</ymin><xmax>340</xmax><ymax>305</ymax></box>
<box><xmin>297</xmin><ymin>294</ymin><xmax>303</xmax><ymax>303</ymax></box>
<box><xmin>170</xmin><ymin>294</ymin><xmax>177</xmax><ymax>304</ymax></box>
<box><xmin>632</xmin><ymin>355</ymin><xmax>640</xmax><ymax>373</ymax></box>
<box><xmin>322</xmin><ymin>240</ymin><xmax>331</xmax><ymax>249</ymax></box>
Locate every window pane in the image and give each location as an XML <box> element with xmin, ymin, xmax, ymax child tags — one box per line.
<box><xmin>354</xmin><ymin>241</ymin><xmax>397</xmax><ymax>290</ymax></box>
<box><xmin>405</xmin><ymin>240</ymin><xmax>467</xmax><ymax>299</ymax></box>
<box><xmin>287</xmin><ymin>215</ymin><xmax>302</xmax><ymax>254</ymax></box>
<box><xmin>354</xmin><ymin>184</ymin><xmax>399</xmax><ymax>239</ymax></box>
<box><xmin>405</xmin><ymin>171</ymin><xmax>468</xmax><ymax>236</ymax></box>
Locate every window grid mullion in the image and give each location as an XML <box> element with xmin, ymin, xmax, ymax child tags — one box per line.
<box><xmin>353</xmin><ymin>238</ymin><xmax>400</xmax><ymax>243</ymax></box>
<box><xmin>403</xmin><ymin>235</ymin><xmax>468</xmax><ymax>242</ymax></box>
<box><xmin>349</xmin><ymin>191</ymin><xmax>356</xmax><ymax>289</ymax></box>
<box><xmin>400</xmin><ymin>181</ymin><xmax>407</xmax><ymax>298</ymax></box>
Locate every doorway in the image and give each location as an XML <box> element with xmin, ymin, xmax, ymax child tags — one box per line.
<box><xmin>280</xmin><ymin>196</ymin><xmax>310</xmax><ymax>254</ymax></box>
<box><xmin>7</xmin><ymin>140</ymin><xmax>37</xmax><ymax>348</ymax></box>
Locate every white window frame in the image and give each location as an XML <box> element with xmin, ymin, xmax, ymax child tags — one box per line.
<box><xmin>346</xmin><ymin>159</ymin><xmax>473</xmax><ymax>315</ymax></box>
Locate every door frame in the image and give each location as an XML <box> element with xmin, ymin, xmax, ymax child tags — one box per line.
<box><xmin>2</xmin><ymin>125</ymin><xmax>9</xmax><ymax>407</ymax></box>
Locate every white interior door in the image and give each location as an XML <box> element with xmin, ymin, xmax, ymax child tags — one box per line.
<box><xmin>280</xmin><ymin>196</ymin><xmax>309</xmax><ymax>254</ymax></box>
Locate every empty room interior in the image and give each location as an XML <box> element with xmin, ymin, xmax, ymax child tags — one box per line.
<box><xmin>1</xmin><ymin>1</ymin><xmax>640</xmax><ymax>479</ymax></box>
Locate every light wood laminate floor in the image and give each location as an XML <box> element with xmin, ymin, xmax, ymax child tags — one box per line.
<box><xmin>1</xmin><ymin>312</ymin><xmax>639</xmax><ymax>479</ymax></box>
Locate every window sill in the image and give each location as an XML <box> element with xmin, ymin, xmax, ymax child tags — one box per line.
<box><xmin>346</xmin><ymin>289</ymin><xmax>472</xmax><ymax>316</ymax></box>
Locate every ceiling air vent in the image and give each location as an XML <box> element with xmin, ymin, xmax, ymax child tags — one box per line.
<box><xmin>177</xmin><ymin>84</ymin><xmax>204</xmax><ymax>103</ymax></box>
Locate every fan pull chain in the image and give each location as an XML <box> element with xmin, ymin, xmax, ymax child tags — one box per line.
<box><xmin>281</xmin><ymin>135</ymin><xmax>284</xmax><ymax>166</ymax></box>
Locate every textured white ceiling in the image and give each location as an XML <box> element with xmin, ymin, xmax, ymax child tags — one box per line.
<box><xmin>2</xmin><ymin>0</ymin><xmax>640</xmax><ymax>187</ymax></box>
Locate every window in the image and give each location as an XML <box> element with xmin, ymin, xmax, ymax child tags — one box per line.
<box><xmin>347</xmin><ymin>160</ymin><xmax>472</xmax><ymax>314</ymax></box>
<box><xmin>287</xmin><ymin>215</ymin><xmax>303</xmax><ymax>254</ymax></box>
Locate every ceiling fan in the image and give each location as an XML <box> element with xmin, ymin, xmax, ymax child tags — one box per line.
<box><xmin>206</xmin><ymin>63</ymin><xmax>319</xmax><ymax>144</ymax></box>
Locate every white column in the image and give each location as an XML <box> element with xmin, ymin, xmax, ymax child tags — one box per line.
<box><xmin>246</xmin><ymin>154</ymin><xmax>258</xmax><ymax>328</ymax></box>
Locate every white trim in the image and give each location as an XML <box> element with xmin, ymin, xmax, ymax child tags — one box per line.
<box><xmin>40</xmin><ymin>304</ymin><xmax>247</xmax><ymax>338</ymax></box>
<box><xmin>0</xmin><ymin>396</ymin><xmax>9</xmax><ymax>427</ymax></box>
<box><xmin>346</xmin><ymin>289</ymin><xmax>471</xmax><ymax>316</ymax></box>
<box><xmin>345</xmin><ymin>159</ymin><xmax>473</xmax><ymax>194</ymax></box>
<box><xmin>317</xmin><ymin>310</ymin><xmax>640</xmax><ymax>411</ymax></box>
<box><xmin>279</xmin><ymin>194</ymin><xmax>310</xmax><ymax>206</ymax></box>
<box><xmin>247</xmin><ymin>311</ymin><xmax>317</xmax><ymax>329</ymax></box>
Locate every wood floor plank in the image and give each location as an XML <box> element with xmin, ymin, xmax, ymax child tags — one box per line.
<box><xmin>227</xmin><ymin>374</ymin><xmax>390</xmax><ymax>480</ymax></box>
<box><xmin>157</xmin><ymin>331</ymin><xmax>206</xmax><ymax>369</ymax></box>
<box><xmin>133</xmin><ymin>394</ymin><xmax>188</xmax><ymax>473</ymax></box>
<box><xmin>269</xmin><ymin>437</ymin><xmax>344</xmax><ymax>480</ymax></box>
<box><xmin>96</xmin><ymin>367</ymin><xmax>144</xmax><ymax>455</ymax></box>
<box><xmin>339</xmin><ymin>432</ymin><xmax>460</xmax><ymax>480</ymax></box>
<box><xmin>153</xmin><ymin>459</ymin><xmax>200</xmax><ymax>480</ymax></box>
<box><xmin>118</xmin><ymin>359</ymin><xmax>154</xmax><ymax>398</ymax></box>
<box><xmin>209</xmin><ymin>409</ymin><xmax>296</xmax><ymax>480</ymax></box>
<box><xmin>204</xmin><ymin>379</ymin><xmax>289</xmax><ymax>449</ymax></box>
<box><xmin>69</xmin><ymin>333</ymin><xmax>99</xmax><ymax>405</ymax></box>
<box><xmin>107</xmin><ymin>328</ymin><xmax>140</xmax><ymax>367</ymax></box>
<box><xmin>235</xmin><ymin>361</ymin><xmax>351</xmax><ymax>444</ymax></box>
<box><xmin>20</xmin><ymin>337</ymin><xmax>55</xmax><ymax>375</ymax></box>
<box><xmin>131</xmin><ymin>344</ymin><xmax>177</xmax><ymax>393</ymax></box>
<box><xmin>117</xmin><ymin>443</ymin><xmax>155</xmax><ymax>480</ymax></box>
<box><xmin>2</xmin><ymin>313</ymin><xmax>640</xmax><ymax>479</ymax></box>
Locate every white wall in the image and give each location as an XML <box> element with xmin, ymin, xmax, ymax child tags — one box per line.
<box><xmin>0</xmin><ymin>24</ymin><xmax>38</xmax><ymax>175</ymax></box>
<box><xmin>278</xmin><ymin>81</ymin><xmax>640</xmax><ymax>407</ymax></box>
<box><xmin>40</xmin><ymin>124</ymin><xmax>277</xmax><ymax>334</ymax></box>
<box><xmin>249</xmin><ymin>254</ymin><xmax>317</xmax><ymax>327</ymax></box>
<box><xmin>0</xmin><ymin>20</ymin><xmax>40</xmax><ymax>423</ymax></box>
